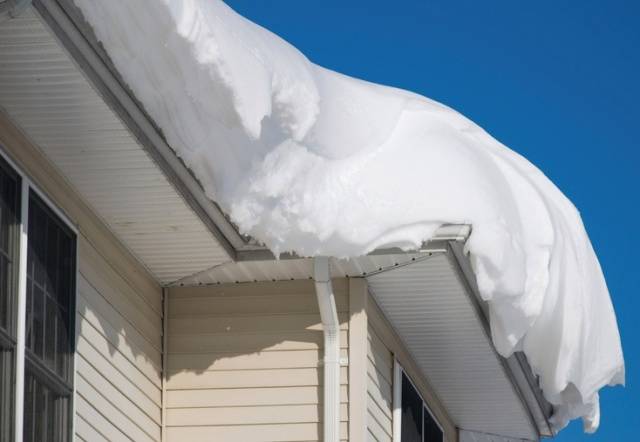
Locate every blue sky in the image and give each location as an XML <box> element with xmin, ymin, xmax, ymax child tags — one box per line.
<box><xmin>225</xmin><ymin>1</ymin><xmax>638</xmax><ymax>440</ymax></box>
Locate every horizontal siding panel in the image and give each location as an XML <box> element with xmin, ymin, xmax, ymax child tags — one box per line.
<box><xmin>167</xmin><ymin>367</ymin><xmax>349</xmax><ymax>390</ymax></box>
<box><xmin>169</xmin><ymin>312</ymin><xmax>348</xmax><ymax>334</ymax></box>
<box><xmin>367</xmin><ymin>375</ymin><xmax>392</xmax><ymax>420</ymax></box>
<box><xmin>367</xmin><ymin>324</ymin><xmax>394</xmax><ymax>442</ymax></box>
<box><xmin>367</xmin><ymin>412</ymin><xmax>393</xmax><ymax>442</ymax></box>
<box><xmin>77</xmin><ymin>290</ymin><xmax>161</xmax><ymax>369</ymax></box>
<box><xmin>75</xmin><ymin>394</ymin><xmax>130</xmax><ymax>442</ymax></box>
<box><xmin>166</xmin><ymin>403</ymin><xmax>349</xmax><ymax>426</ymax></box>
<box><xmin>75</xmin><ymin>415</ymin><xmax>109</xmax><ymax>442</ymax></box>
<box><xmin>166</xmin><ymin>281</ymin><xmax>350</xmax><ymax>440</ymax></box>
<box><xmin>77</xmin><ymin>332</ymin><xmax>161</xmax><ymax>403</ymax></box>
<box><xmin>79</xmin><ymin>239</ymin><xmax>162</xmax><ymax>326</ymax></box>
<box><xmin>76</xmin><ymin>336</ymin><xmax>161</xmax><ymax>414</ymax></box>
<box><xmin>168</xmin><ymin>349</ymin><xmax>348</xmax><ymax>372</ymax></box>
<box><xmin>166</xmin><ymin>385</ymin><xmax>349</xmax><ymax>409</ymax></box>
<box><xmin>169</xmin><ymin>292</ymin><xmax>348</xmax><ymax>316</ymax></box>
<box><xmin>77</xmin><ymin>313</ymin><xmax>161</xmax><ymax>385</ymax></box>
<box><xmin>367</xmin><ymin>398</ymin><xmax>393</xmax><ymax>440</ymax></box>
<box><xmin>166</xmin><ymin>422</ymin><xmax>349</xmax><ymax>442</ymax></box>
<box><xmin>367</xmin><ymin>357</ymin><xmax>392</xmax><ymax>400</ymax></box>
<box><xmin>168</xmin><ymin>330</ymin><xmax>348</xmax><ymax>354</ymax></box>
<box><xmin>76</xmin><ymin>375</ymin><xmax>158</xmax><ymax>442</ymax></box>
<box><xmin>78</xmin><ymin>275</ymin><xmax>161</xmax><ymax>353</ymax></box>
<box><xmin>76</xmin><ymin>355</ymin><xmax>161</xmax><ymax>427</ymax></box>
<box><xmin>368</xmin><ymin>328</ymin><xmax>393</xmax><ymax>382</ymax></box>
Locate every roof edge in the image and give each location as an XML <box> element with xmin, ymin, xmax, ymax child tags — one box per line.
<box><xmin>447</xmin><ymin>240</ymin><xmax>555</xmax><ymax>438</ymax></box>
<box><xmin>32</xmin><ymin>0</ymin><xmax>254</xmax><ymax>260</ymax></box>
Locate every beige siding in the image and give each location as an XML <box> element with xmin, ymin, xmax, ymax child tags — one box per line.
<box><xmin>166</xmin><ymin>279</ymin><xmax>350</xmax><ymax>441</ymax></box>
<box><xmin>366</xmin><ymin>325</ymin><xmax>393</xmax><ymax>442</ymax></box>
<box><xmin>0</xmin><ymin>112</ymin><xmax>163</xmax><ymax>441</ymax></box>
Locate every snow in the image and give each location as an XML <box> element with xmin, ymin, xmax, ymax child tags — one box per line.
<box><xmin>73</xmin><ymin>0</ymin><xmax>624</xmax><ymax>433</ymax></box>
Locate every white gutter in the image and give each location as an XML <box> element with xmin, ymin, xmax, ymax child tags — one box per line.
<box><xmin>313</xmin><ymin>257</ymin><xmax>341</xmax><ymax>442</ymax></box>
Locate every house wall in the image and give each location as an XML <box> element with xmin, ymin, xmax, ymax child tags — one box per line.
<box><xmin>0</xmin><ymin>112</ymin><xmax>163</xmax><ymax>441</ymax></box>
<box><xmin>165</xmin><ymin>279</ymin><xmax>350</xmax><ymax>441</ymax></box>
<box><xmin>366</xmin><ymin>323</ymin><xmax>394</xmax><ymax>441</ymax></box>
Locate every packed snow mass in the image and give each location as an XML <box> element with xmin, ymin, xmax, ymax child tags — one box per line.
<box><xmin>73</xmin><ymin>0</ymin><xmax>624</xmax><ymax>433</ymax></box>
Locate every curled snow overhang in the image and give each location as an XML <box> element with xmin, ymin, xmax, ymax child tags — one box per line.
<box><xmin>34</xmin><ymin>0</ymin><xmax>267</xmax><ymax>262</ymax></box>
<box><xmin>34</xmin><ymin>0</ymin><xmax>624</xmax><ymax>435</ymax></box>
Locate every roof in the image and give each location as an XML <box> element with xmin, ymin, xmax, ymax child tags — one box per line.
<box><xmin>0</xmin><ymin>3</ymin><xmax>553</xmax><ymax>439</ymax></box>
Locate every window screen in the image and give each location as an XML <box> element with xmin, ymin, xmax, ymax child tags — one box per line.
<box><xmin>401</xmin><ymin>372</ymin><xmax>423</xmax><ymax>442</ymax></box>
<box><xmin>401</xmin><ymin>372</ymin><xmax>444</xmax><ymax>442</ymax></box>
<box><xmin>0</xmin><ymin>155</ymin><xmax>20</xmax><ymax>442</ymax></box>
<box><xmin>423</xmin><ymin>405</ymin><xmax>444</xmax><ymax>442</ymax></box>
<box><xmin>24</xmin><ymin>191</ymin><xmax>75</xmax><ymax>442</ymax></box>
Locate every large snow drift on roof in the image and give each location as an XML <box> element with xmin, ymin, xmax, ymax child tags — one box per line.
<box><xmin>74</xmin><ymin>0</ymin><xmax>623</xmax><ymax>433</ymax></box>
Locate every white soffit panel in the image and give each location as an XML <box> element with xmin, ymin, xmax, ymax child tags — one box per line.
<box><xmin>366</xmin><ymin>254</ymin><xmax>538</xmax><ymax>440</ymax></box>
<box><xmin>0</xmin><ymin>9</ymin><xmax>231</xmax><ymax>283</ymax></box>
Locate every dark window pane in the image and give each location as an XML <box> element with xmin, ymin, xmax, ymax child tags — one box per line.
<box><xmin>0</xmin><ymin>157</ymin><xmax>19</xmax><ymax>337</ymax></box>
<box><xmin>23</xmin><ymin>374</ymin><xmax>34</xmax><ymax>442</ymax></box>
<box><xmin>31</xmin><ymin>285</ymin><xmax>44</xmax><ymax>358</ymax></box>
<box><xmin>423</xmin><ymin>406</ymin><xmax>443</xmax><ymax>442</ymax></box>
<box><xmin>23</xmin><ymin>372</ymin><xmax>69</xmax><ymax>442</ymax></box>
<box><xmin>0</xmin><ymin>348</ymin><xmax>14</xmax><ymax>442</ymax></box>
<box><xmin>45</xmin><ymin>297</ymin><xmax>57</xmax><ymax>368</ymax></box>
<box><xmin>0</xmin><ymin>156</ymin><xmax>19</xmax><ymax>442</ymax></box>
<box><xmin>25</xmin><ymin>191</ymin><xmax>75</xmax><ymax>442</ymax></box>
<box><xmin>402</xmin><ymin>372</ymin><xmax>423</xmax><ymax>442</ymax></box>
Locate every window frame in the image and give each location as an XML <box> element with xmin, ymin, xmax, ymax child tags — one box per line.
<box><xmin>392</xmin><ymin>359</ymin><xmax>444</xmax><ymax>442</ymax></box>
<box><xmin>0</xmin><ymin>146</ymin><xmax>78</xmax><ymax>442</ymax></box>
<box><xmin>0</xmin><ymin>152</ymin><xmax>21</xmax><ymax>442</ymax></box>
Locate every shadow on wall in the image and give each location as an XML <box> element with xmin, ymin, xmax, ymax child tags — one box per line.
<box><xmin>163</xmin><ymin>278</ymin><xmax>351</xmax><ymax>438</ymax></box>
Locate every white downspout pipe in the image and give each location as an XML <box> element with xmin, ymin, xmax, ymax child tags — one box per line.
<box><xmin>314</xmin><ymin>257</ymin><xmax>341</xmax><ymax>442</ymax></box>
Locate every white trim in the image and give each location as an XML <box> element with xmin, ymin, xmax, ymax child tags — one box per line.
<box><xmin>161</xmin><ymin>287</ymin><xmax>169</xmax><ymax>442</ymax></box>
<box><xmin>393</xmin><ymin>359</ymin><xmax>445</xmax><ymax>442</ymax></box>
<box><xmin>13</xmin><ymin>177</ymin><xmax>29</xmax><ymax>442</ymax></box>
<box><xmin>393</xmin><ymin>359</ymin><xmax>403</xmax><ymax>442</ymax></box>
<box><xmin>70</xmin><ymin>233</ymin><xmax>79</xmax><ymax>441</ymax></box>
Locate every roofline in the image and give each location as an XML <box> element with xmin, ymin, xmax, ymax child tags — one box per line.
<box><xmin>32</xmin><ymin>0</ymin><xmax>257</xmax><ymax>260</ymax></box>
<box><xmin>23</xmin><ymin>5</ymin><xmax>555</xmax><ymax>432</ymax></box>
<box><xmin>27</xmin><ymin>1</ymin><xmax>481</xmax><ymax>264</ymax></box>
<box><xmin>447</xmin><ymin>240</ymin><xmax>555</xmax><ymax>438</ymax></box>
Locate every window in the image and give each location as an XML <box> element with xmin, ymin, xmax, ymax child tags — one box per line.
<box><xmin>0</xmin><ymin>150</ymin><xmax>76</xmax><ymax>442</ymax></box>
<box><xmin>396</xmin><ymin>365</ymin><xmax>444</xmax><ymax>442</ymax></box>
<box><xmin>0</xmin><ymin>156</ymin><xmax>20</xmax><ymax>442</ymax></box>
<box><xmin>23</xmin><ymin>192</ymin><xmax>75</xmax><ymax>442</ymax></box>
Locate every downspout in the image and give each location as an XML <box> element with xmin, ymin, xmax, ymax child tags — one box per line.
<box><xmin>313</xmin><ymin>257</ymin><xmax>341</xmax><ymax>442</ymax></box>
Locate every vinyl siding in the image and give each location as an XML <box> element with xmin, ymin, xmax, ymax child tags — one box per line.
<box><xmin>366</xmin><ymin>325</ymin><xmax>393</xmax><ymax>442</ymax></box>
<box><xmin>75</xmin><ymin>237</ymin><xmax>162</xmax><ymax>442</ymax></box>
<box><xmin>0</xmin><ymin>112</ymin><xmax>163</xmax><ymax>441</ymax></box>
<box><xmin>166</xmin><ymin>279</ymin><xmax>350</xmax><ymax>442</ymax></box>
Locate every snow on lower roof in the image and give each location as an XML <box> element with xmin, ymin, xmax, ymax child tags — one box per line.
<box><xmin>73</xmin><ymin>0</ymin><xmax>623</xmax><ymax>433</ymax></box>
